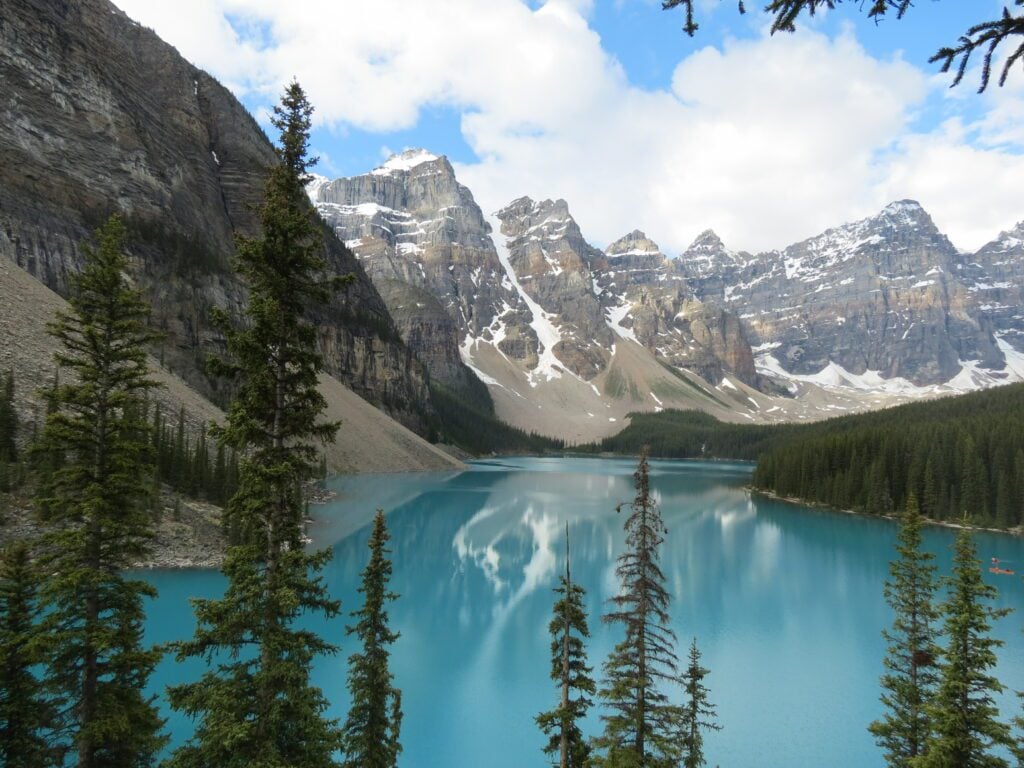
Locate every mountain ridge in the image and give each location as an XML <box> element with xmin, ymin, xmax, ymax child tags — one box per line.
<box><xmin>311</xmin><ymin>147</ymin><xmax>1024</xmax><ymax>440</ymax></box>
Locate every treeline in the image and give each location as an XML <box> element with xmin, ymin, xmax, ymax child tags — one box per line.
<box><xmin>590</xmin><ymin>384</ymin><xmax>1024</xmax><ymax>529</ymax></box>
<box><xmin>0</xmin><ymin>367</ymin><xmax>239</xmax><ymax>506</ymax></box>
<box><xmin>752</xmin><ymin>383</ymin><xmax>1024</xmax><ymax>527</ymax></box>
<box><xmin>0</xmin><ymin>370</ymin><xmax>25</xmax><ymax>492</ymax></box>
<box><xmin>581</xmin><ymin>408</ymin><xmax>794</xmax><ymax>460</ymax></box>
<box><xmin>151</xmin><ymin>407</ymin><xmax>239</xmax><ymax>505</ymax></box>
<box><xmin>429</xmin><ymin>381</ymin><xmax>566</xmax><ymax>455</ymax></box>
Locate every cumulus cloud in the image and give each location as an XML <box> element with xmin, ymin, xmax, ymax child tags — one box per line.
<box><xmin>112</xmin><ymin>0</ymin><xmax>1024</xmax><ymax>253</ymax></box>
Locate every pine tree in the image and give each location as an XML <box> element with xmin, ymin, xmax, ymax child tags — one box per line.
<box><xmin>0</xmin><ymin>542</ymin><xmax>60</xmax><ymax>768</ymax></box>
<box><xmin>536</xmin><ymin>525</ymin><xmax>596</xmax><ymax>768</ymax></box>
<box><xmin>212</xmin><ymin>442</ymin><xmax>228</xmax><ymax>505</ymax></box>
<box><xmin>593</xmin><ymin>448</ymin><xmax>684</xmax><ymax>768</ymax></box>
<box><xmin>0</xmin><ymin>369</ymin><xmax>17</xmax><ymax>462</ymax></box>
<box><xmin>172</xmin><ymin>406</ymin><xmax>186</xmax><ymax>489</ymax></box>
<box><xmin>342</xmin><ymin>510</ymin><xmax>402</xmax><ymax>768</ymax></box>
<box><xmin>922</xmin><ymin>456</ymin><xmax>940</xmax><ymax>520</ymax></box>
<box><xmin>915</xmin><ymin>526</ymin><xmax>1013</xmax><ymax>768</ymax></box>
<box><xmin>869</xmin><ymin>493</ymin><xmax>941</xmax><ymax>767</ymax></box>
<box><xmin>33</xmin><ymin>214</ymin><xmax>166</xmax><ymax>766</ymax></box>
<box><xmin>167</xmin><ymin>81</ymin><xmax>344</xmax><ymax>768</ymax></box>
<box><xmin>680</xmin><ymin>638</ymin><xmax>720</xmax><ymax>768</ymax></box>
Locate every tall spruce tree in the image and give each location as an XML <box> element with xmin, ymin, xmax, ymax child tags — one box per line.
<box><xmin>342</xmin><ymin>510</ymin><xmax>402</xmax><ymax>768</ymax></box>
<box><xmin>870</xmin><ymin>493</ymin><xmax>941</xmax><ymax>767</ymax></box>
<box><xmin>33</xmin><ymin>214</ymin><xmax>166</xmax><ymax>766</ymax></box>
<box><xmin>680</xmin><ymin>638</ymin><xmax>720</xmax><ymax>768</ymax></box>
<box><xmin>915</xmin><ymin>526</ymin><xmax>1013</xmax><ymax>768</ymax></box>
<box><xmin>536</xmin><ymin>525</ymin><xmax>596</xmax><ymax>768</ymax></box>
<box><xmin>167</xmin><ymin>81</ymin><xmax>344</xmax><ymax>768</ymax></box>
<box><xmin>0</xmin><ymin>542</ymin><xmax>60</xmax><ymax>768</ymax></box>
<box><xmin>0</xmin><ymin>370</ymin><xmax>16</xmax><ymax>462</ymax></box>
<box><xmin>594</xmin><ymin>448</ymin><xmax>684</xmax><ymax>768</ymax></box>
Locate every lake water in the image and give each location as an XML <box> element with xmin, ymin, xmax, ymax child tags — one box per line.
<box><xmin>140</xmin><ymin>456</ymin><xmax>1024</xmax><ymax>766</ymax></box>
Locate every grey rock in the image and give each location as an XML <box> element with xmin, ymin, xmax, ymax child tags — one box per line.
<box><xmin>0</xmin><ymin>0</ymin><xmax>432</xmax><ymax>431</ymax></box>
<box><xmin>312</xmin><ymin>151</ymin><xmax>536</xmax><ymax>388</ymax></box>
<box><xmin>682</xmin><ymin>201</ymin><xmax>1009</xmax><ymax>385</ymax></box>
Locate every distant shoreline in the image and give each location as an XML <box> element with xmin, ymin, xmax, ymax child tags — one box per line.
<box><xmin>751</xmin><ymin>487</ymin><xmax>1023</xmax><ymax>538</ymax></box>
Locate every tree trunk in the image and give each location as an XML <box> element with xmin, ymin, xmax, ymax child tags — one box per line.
<box><xmin>560</xmin><ymin>580</ymin><xmax>570</xmax><ymax>768</ymax></box>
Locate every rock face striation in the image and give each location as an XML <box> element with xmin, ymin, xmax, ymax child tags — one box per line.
<box><xmin>0</xmin><ymin>0</ymin><xmax>432</xmax><ymax>429</ymax></box>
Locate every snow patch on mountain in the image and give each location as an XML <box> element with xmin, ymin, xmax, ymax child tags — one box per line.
<box><xmin>605</xmin><ymin>301</ymin><xmax>637</xmax><ymax>343</ymax></box>
<box><xmin>304</xmin><ymin>173</ymin><xmax>331</xmax><ymax>202</ymax></box>
<box><xmin>486</xmin><ymin>213</ymin><xmax>569</xmax><ymax>386</ymax></box>
<box><xmin>757</xmin><ymin>339</ymin><xmax>1024</xmax><ymax>396</ymax></box>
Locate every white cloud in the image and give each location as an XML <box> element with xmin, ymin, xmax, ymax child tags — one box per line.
<box><xmin>112</xmin><ymin>0</ymin><xmax>1024</xmax><ymax>254</ymax></box>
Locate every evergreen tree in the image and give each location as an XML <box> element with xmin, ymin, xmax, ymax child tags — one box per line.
<box><xmin>342</xmin><ymin>510</ymin><xmax>402</xmax><ymax>768</ymax></box>
<box><xmin>0</xmin><ymin>542</ymin><xmax>60</xmax><ymax>768</ymax></box>
<box><xmin>680</xmin><ymin>638</ymin><xmax>720</xmax><ymax>768</ymax></box>
<box><xmin>870</xmin><ymin>494</ymin><xmax>941</xmax><ymax>767</ymax></box>
<box><xmin>593</xmin><ymin>448</ymin><xmax>684</xmax><ymax>768</ymax></box>
<box><xmin>167</xmin><ymin>81</ymin><xmax>344</xmax><ymax>768</ymax></box>
<box><xmin>536</xmin><ymin>525</ymin><xmax>596</xmax><ymax>768</ymax></box>
<box><xmin>1013</xmin><ymin>688</ymin><xmax>1024</xmax><ymax>767</ymax></box>
<box><xmin>172</xmin><ymin>406</ymin><xmax>186</xmax><ymax>489</ymax></box>
<box><xmin>915</xmin><ymin>526</ymin><xmax>1013</xmax><ymax>768</ymax></box>
<box><xmin>33</xmin><ymin>214</ymin><xmax>166</xmax><ymax>766</ymax></box>
<box><xmin>922</xmin><ymin>456</ymin><xmax>940</xmax><ymax>519</ymax></box>
<box><xmin>0</xmin><ymin>369</ymin><xmax>17</xmax><ymax>462</ymax></box>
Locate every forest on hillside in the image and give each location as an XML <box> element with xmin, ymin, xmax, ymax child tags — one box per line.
<box><xmin>591</xmin><ymin>384</ymin><xmax>1024</xmax><ymax>528</ymax></box>
<box><xmin>752</xmin><ymin>383</ymin><xmax>1024</xmax><ymax>527</ymax></box>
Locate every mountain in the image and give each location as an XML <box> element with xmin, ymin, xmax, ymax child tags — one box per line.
<box><xmin>312</xmin><ymin>159</ymin><xmax>779</xmax><ymax>442</ymax></box>
<box><xmin>960</xmin><ymin>221</ymin><xmax>1024</xmax><ymax>359</ymax></box>
<box><xmin>7</xmin><ymin>0</ymin><xmax>1018</xmax><ymax>449</ymax></box>
<box><xmin>308</xmin><ymin>149</ymin><xmax>526</xmax><ymax>402</ymax></box>
<box><xmin>680</xmin><ymin>201</ymin><xmax>1021</xmax><ymax>390</ymax></box>
<box><xmin>593</xmin><ymin>229</ymin><xmax>758</xmax><ymax>387</ymax></box>
<box><xmin>0</xmin><ymin>0</ymin><xmax>433</xmax><ymax>432</ymax></box>
<box><xmin>313</xmin><ymin>151</ymin><xmax>1024</xmax><ymax>440</ymax></box>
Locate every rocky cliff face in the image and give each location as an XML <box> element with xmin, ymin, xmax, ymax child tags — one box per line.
<box><xmin>959</xmin><ymin>222</ymin><xmax>1024</xmax><ymax>359</ymax></box>
<box><xmin>495</xmin><ymin>197</ymin><xmax>612</xmax><ymax>379</ymax></box>
<box><xmin>680</xmin><ymin>201</ymin><xmax>1013</xmax><ymax>387</ymax></box>
<box><xmin>313</xmin><ymin>158</ymin><xmax>765</xmax><ymax>395</ymax></box>
<box><xmin>592</xmin><ymin>230</ymin><xmax>758</xmax><ymax>386</ymax></box>
<box><xmin>307</xmin><ymin>147</ymin><xmax>1024</xmax><ymax>436</ymax></box>
<box><xmin>310</xmin><ymin>150</ymin><xmax>534</xmax><ymax>392</ymax></box>
<box><xmin>0</xmin><ymin>0</ymin><xmax>431</xmax><ymax>429</ymax></box>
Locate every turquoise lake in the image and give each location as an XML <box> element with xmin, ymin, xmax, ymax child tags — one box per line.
<box><xmin>140</xmin><ymin>456</ymin><xmax>1024</xmax><ymax>766</ymax></box>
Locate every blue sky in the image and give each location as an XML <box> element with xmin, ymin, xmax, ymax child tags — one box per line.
<box><xmin>300</xmin><ymin>1</ymin><xmax>1003</xmax><ymax>177</ymax></box>
<box><xmin>114</xmin><ymin>0</ymin><xmax>1024</xmax><ymax>253</ymax></box>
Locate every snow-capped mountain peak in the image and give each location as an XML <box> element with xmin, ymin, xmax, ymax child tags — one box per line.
<box><xmin>370</xmin><ymin>148</ymin><xmax>440</xmax><ymax>176</ymax></box>
<box><xmin>605</xmin><ymin>230</ymin><xmax>662</xmax><ymax>257</ymax></box>
<box><xmin>304</xmin><ymin>172</ymin><xmax>331</xmax><ymax>202</ymax></box>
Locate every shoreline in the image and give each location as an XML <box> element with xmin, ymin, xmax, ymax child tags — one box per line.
<box><xmin>750</xmin><ymin>487</ymin><xmax>1023</xmax><ymax>538</ymax></box>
